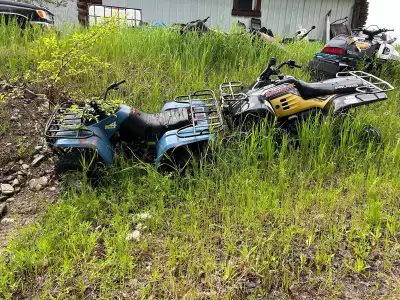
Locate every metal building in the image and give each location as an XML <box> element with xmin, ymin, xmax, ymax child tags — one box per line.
<box><xmin>52</xmin><ymin>0</ymin><xmax>364</xmax><ymax>40</ymax></box>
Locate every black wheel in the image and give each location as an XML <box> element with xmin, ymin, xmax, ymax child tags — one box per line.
<box><xmin>55</xmin><ymin>150</ymin><xmax>101</xmax><ymax>176</ymax></box>
<box><xmin>55</xmin><ymin>151</ymin><xmax>84</xmax><ymax>175</ymax></box>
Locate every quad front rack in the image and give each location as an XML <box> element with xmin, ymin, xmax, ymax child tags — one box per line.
<box><xmin>175</xmin><ymin>90</ymin><xmax>224</xmax><ymax>138</ymax></box>
<box><xmin>45</xmin><ymin>103</ymin><xmax>93</xmax><ymax>143</ymax></box>
<box><xmin>219</xmin><ymin>81</ymin><xmax>248</xmax><ymax>106</ymax></box>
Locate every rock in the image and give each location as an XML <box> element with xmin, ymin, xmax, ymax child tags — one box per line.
<box><xmin>11</xmin><ymin>178</ymin><xmax>19</xmax><ymax>187</ymax></box>
<box><xmin>48</xmin><ymin>186</ymin><xmax>57</xmax><ymax>192</ymax></box>
<box><xmin>0</xmin><ymin>195</ymin><xmax>8</xmax><ymax>202</ymax></box>
<box><xmin>10</xmin><ymin>115</ymin><xmax>19</xmax><ymax>121</ymax></box>
<box><xmin>29</xmin><ymin>176</ymin><xmax>49</xmax><ymax>191</ymax></box>
<box><xmin>23</xmin><ymin>88</ymin><xmax>38</xmax><ymax>99</ymax></box>
<box><xmin>22</xmin><ymin>164</ymin><xmax>30</xmax><ymax>170</ymax></box>
<box><xmin>0</xmin><ymin>203</ymin><xmax>7</xmax><ymax>217</ymax></box>
<box><xmin>14</xmin><ymin>187</ymin><xmax>21</xmax><ymax>193</ymax></box>
<box><xmin>10</xmin><ymin>164</ymin><xmax>19</xmax><ymax>172</ymax></box>
<box><xmin>17</xmin><ymin>175</ymin><xmax>26</xmax><ymax>184</ymax></box>
<box><xmin>18</xmin><ymin>160</ymin><xmax>24</xmax><ymax>165</ymax></box>
<box><xmin>126</xmin><ymin>230</ymin><xmax>141</xmax><ymax>241</ymax></box>
<box><xmin>1</xmin><ymin>217</ymin><xmax>14</xmax><ymax>224</ymax></box>
<box><xmin>6</xmin><ymin>143</ymin><xmax>12</xmax><ymax>147</ymax></box>
<box><xmin>5</xmin><ymin>175</ymin><xmax>14</xmax><ymax>182</ymax></box>
<box><xmin>6</xmin><ymin>197</ymin><xmax>14</xmax><ymax>203</ymax></box>
<box><xmin>1</xmin><ymin>184</ymin><xmax>14</xmax><ymax>195</ymax></box>
<box><xmin>17</xmin><ymin>170</ymin><xmax>26</xmax><ymax>176</ymax></box>
<box><xmin>35</xmin><ymin>146</ymin><xmax>43</xmax><ymax>152</ymax></box>
<box><xmin>31</xmin><ymin>155</ymin><xmax>45</xmax><ymax>167</ymax></box>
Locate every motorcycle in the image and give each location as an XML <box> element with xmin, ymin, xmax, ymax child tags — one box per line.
<box><xmin>309</xmin><ymin>25</ymin><xmax>400</xmax><ymax>79</ymax></box>
<box><xmin>281</xmin><ymin>25</ymin><xmax>316</xmax><ymax>44</ymax></box>
<box><xmin>237</xmin><ymin>18</ymin><xmax>276</xmax><ymax>43</ymax></box>
<box><xmin>220</xmin><ymin>58</ymin><xmax>394</xmax><ymax>135</ymax></box>
<box><xmin>177</xmin><ymin>16</ymin><xmax>210</xmax><ymax>34</ymax></box>
<box><xmin>45</xmin><ymin>80</ymin><xmax>224</xmax><ymax>174</ymax></box>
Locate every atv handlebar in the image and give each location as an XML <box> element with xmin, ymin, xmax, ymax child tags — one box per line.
<box><xmin>260</xmin><ymin>59</ymin><xmax>302</xmax><ymax>80</ymax></box>
<box><xmin>362</xmin><ymin>27</ymin><xmax>394</xmax><ymax>39</ymax></box>
<box><xmin>104</xmin><ymin>80</ymin><xmax>126</xmax><ymax>101</ymax></box>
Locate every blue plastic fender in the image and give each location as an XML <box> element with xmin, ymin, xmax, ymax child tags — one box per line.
<box><xmin>155</xmin><ymin>127</ymin><xmax>215</xmax><ymax>167</ymax></box>
<box><xmin>53</xmin><ymin>105</ymin><xmax>131</xmax><ymax>164</ymax></box>
<box><xmin>54</xmin><ymin>127</ymin><xmax>115</xmax><ymax>164</ymax></box>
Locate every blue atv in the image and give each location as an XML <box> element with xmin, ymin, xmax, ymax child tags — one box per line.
<box><xmin>45</xmin><ymin>80</ymin><xmax>224</xmax><ymax>174</ymax></box>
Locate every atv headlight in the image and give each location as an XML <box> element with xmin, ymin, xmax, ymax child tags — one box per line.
<box><xmin>36</xmin><ymin>10</ymin><xmax>52</xmax><ymax>21</ymax></box>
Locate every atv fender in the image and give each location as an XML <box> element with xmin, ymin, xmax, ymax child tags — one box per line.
<box><xmin>53</xmin><ymin>127</ymin><xmax>114</xmax><ymax>164</ymax></box>
<box><xmin>155</xmin><ymin>128</ymin><xmax>214</xmax><ymax>167</ymax></box>
<box><xmin>330</xmin><ymin>92</ymin><xmax>387</xmax><ymax>115</ymax></box>
<box><xmin>231</xmin><ymin>94</ymin><xmax>275</xmax><ymax>118</ymax></box>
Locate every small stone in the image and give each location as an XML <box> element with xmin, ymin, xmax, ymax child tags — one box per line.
<box><xmin>29</xmin><ymin>176</ymin><xmax>49</xmax><ymax>191</ymax></box>
<box><xmin>6</xmin><ymin>143</ymin><xmax>12</xmax><ymax>147</ymax></box>
<box><xmin>17</xmin><ymin>175</ymin><xmax>26</xmax><ymax>184</ymax></box>
<box><xmin>1</xmin><ymin>184</ymin><xmax>14</xmax><ymax>195</ymax></box>
<box><xmin>10</xmin><ymin>164</ymin><xmax>19</xmax><ymax>172</ymax></box>
<box><xmin>10</xmin><ymin>115</ymin><xmax>18</xmax><ymax>121</ymax></box>
<box><xmin>126</xmin><ymin>230</ymin><xmax>141</xmax><ymax>241</ymax></box>
<box><xmin>35</xmin><ymin>146</ymin><xmax>43</xmax><ymax>151</ymax></box>
<box><xmin>17</xmin><ymin>170</ymin><xmax>26</xmax><ymax>176</ymax></box>
<box><xmin>23</xmin><ymin>88</ymin><xmax>37</xmax><ymax>99</ymax></box>
<box><xmin>11</xmin><ymin>178</ymin><xmax>19</xmax><ymax>187</ymax></box>
<box><xmin>6</xmin><ymin>197</ymin><xmax>14</xmax><ymax>203</ymax></box>
<box><xmin>1</xmin><ymin>217</ymin><xmax>14</xmax><ymax>224</ymax></box>
<box><xmin>18</xmin><ymin>160</ymin><xmax>24</xmax><ymax>165</ymax></box>
<box><xmin>31</xmin><ymin>155</ymin><xmax>45</xmax><ymax>167</ymax></box>
<box><xmin>5</xmin><ymin>175</ymin><xmax>14</xmax><ymax>181</ymax></box>
<box><xmin>14</xmin><ymin>187</ymin><xmax>21</xmax><ymax>193</ymax></box>
<box><xmin>22</xmin><ymin>164</ymin><xmax>30</xmax><ymax>170</ymax></box>
<box><xmin>0</xmin><ymin>195</ymin><xmax>8</xmax><ymax>202</ymax></box>
<box><xmin>48</xmin><ymin>186</ymin><xmax>57</xmax><ymax>192</ymax></box>
<box><xmin>0</xmin><ymin>203</ymin><xmax>7</xmax><ymax>217</ymax></box>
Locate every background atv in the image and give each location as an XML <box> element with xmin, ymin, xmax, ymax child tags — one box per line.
<box><xmin>45</xmin><ymin>81</ymin><xmax>224</xmax><ymax>174</ymax></box>
<box><xmin>220</xmin><ymin>58</ymin><xmax>394</xmax><ymax>141</ymax></box>
<box><xmin>309</xmin><ymin>26</ymin><xmax>399</xmax><ymax>79</ymax></box>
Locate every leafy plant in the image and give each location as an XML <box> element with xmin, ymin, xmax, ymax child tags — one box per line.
<box><xmin>27</xmin><ymin>17</ymin><xmax>120</xmax><ymax>104</ymax></box>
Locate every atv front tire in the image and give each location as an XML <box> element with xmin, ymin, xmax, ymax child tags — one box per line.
<box><xmin>55</xmin><ymin>150</ymin><xmax>100</xmax><ymax>176</ymax></box>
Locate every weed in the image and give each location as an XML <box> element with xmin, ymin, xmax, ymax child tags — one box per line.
<box><xmin>0</xmin><ymin>22</ymin><xmax>400</xmax><ymax>299</ymax></box>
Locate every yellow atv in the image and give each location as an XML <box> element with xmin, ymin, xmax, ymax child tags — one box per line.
<box><xmin>220</xmin><ymin>58</ymin><xmax>394</xmax><ymax>137</ymax></box>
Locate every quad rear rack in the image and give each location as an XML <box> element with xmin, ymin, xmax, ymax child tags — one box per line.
<box><xmin>175</xmin><ymin>90</ymin><xmax>224</xmax><ymax>138</ymax></box>
<box><xmin>45</xmin><ymin>103</ymin><xmax>93</xmax><ymax>143</ymax></box>
<box><xmin>336</xmin><ymin>71</ymin><xmax>395</xmax><ymax>93</ymax></box>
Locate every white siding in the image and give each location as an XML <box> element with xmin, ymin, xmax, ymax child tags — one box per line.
<box><xmin>102</xmin><ymin>0</ymin><xmax>354</xmax><ymax>39</ymax></box>
<box><xmin>49</xmin><ymin>0</ymin><xmax>355</xmax><ymax>39</ymax></box>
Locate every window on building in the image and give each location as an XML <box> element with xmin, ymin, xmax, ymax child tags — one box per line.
<box><xmin>232</xmin><ymin>0</ymin><xmax>261</xmax><ymax>17</ymax></box>
<box><xmin>88</xmin><ymin>5</ymin><xmax>142</xmax><ymax>26</ymax></box>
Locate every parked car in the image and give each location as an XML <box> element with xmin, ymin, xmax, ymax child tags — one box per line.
<box><xmin>0</xmin><ymin>0</ymin><xmax>54</xmax><ymax>29</ymax></box>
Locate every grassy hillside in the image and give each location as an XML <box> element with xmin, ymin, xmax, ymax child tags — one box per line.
<box><xmin>1</xmin><ymin>24</ymin><xmax>400</xmax><ymax>298</ymax></box>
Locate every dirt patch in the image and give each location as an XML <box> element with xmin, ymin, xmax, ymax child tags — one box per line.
<box><xmin>0</xmin><ymin>80</ymin><xmax>59</xmax><ymax>248</ymax></box>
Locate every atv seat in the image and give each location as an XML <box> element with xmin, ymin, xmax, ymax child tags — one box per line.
<box><xmin>295</xmin><ymin>77</ymin><xmax>364</xmax><ymax>100</ymax></box>
<box><xmin>119</xmin><ymin>108</ymin><xmax>191</xmax><ymax>141</ymax></box>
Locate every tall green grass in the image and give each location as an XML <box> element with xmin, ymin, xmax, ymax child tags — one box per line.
<box><xmin>1</xmin><ymin>24</ymin><xmax>400</xmax><ymax>298</ymax></box>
